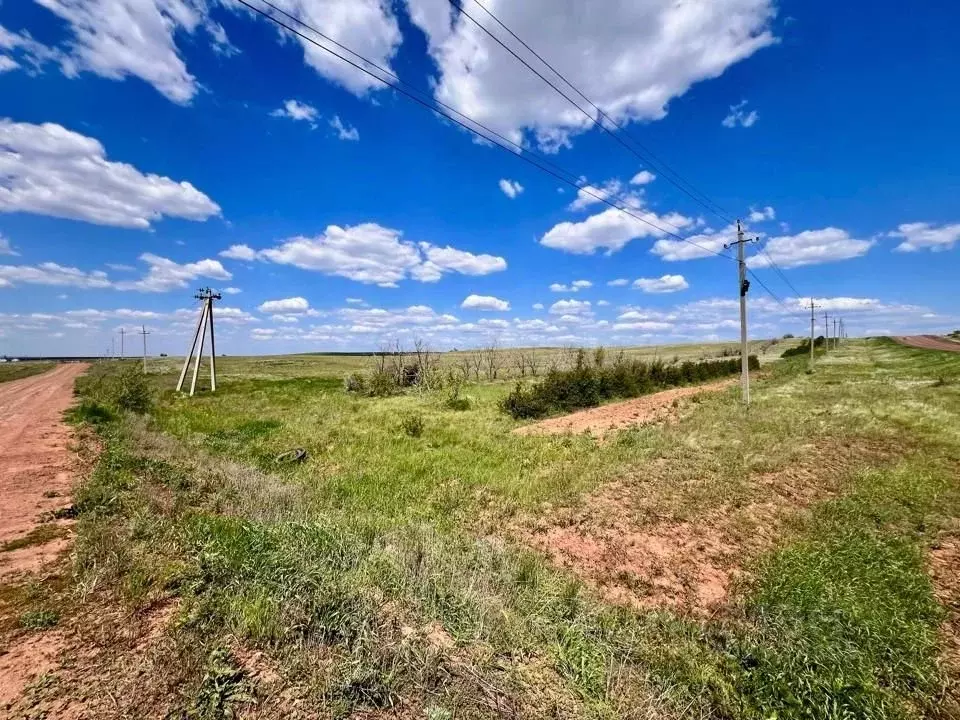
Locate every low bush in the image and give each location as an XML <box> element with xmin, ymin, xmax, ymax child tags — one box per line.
<box><xmin>74</xmin><ymin>364</ymin><xmax>153</xmax><ymax>414</ymax></box>
<box><xmin>781</xmin><ymin>336</ymin><xmax>825</xmax><ymax>359</ymax></box>
<box><xmin>401</xmin><ymin>413</ymin><xmax>424</xmax><ymax>438</ymax></box>
<box><xmin>500</xmin><ymin>354</ymin><xmax>759</xmax><ymax>419</ymax></box>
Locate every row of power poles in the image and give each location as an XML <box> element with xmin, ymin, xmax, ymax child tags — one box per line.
<box><xmin>103</xmin><ymin>326</ymin><xmax>151</xmax><ymax>372</ymax></box>
<box><xmin>731</xmin><ymin>219</ymin><xmax>849</xmax><ymax>407</ymax></box>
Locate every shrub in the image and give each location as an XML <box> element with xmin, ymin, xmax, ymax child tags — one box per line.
<box><xmin>500</xmin><ymin>354</ymin><xmax>758</xmax><ymax>419</ymax></box>
<box><xmin>781</xmin><ymin>336</ymin><xmax>825</xmax><ymax>359</ymax></box>
<box><xmin>401</xmin><ymin>413</ymin><xmax>424</xmax><ymax>438</ymax></box>
<box><xmin>343</xmin><ymin>372</ymin><xmax>366</xmax><ymax>394</ymax></box>
<box><xmin>367</xmin><ymin>371</ymin><xmax>398</xmax><ymax>397</ymax></box>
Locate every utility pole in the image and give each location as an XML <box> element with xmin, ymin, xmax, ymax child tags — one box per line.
<box><xmin>809</xmin><ymin>299</ymin><xmax>819</xmax><ymax>365</ymax></box>
<box><xmin>139</xmin><ymin>325</ymin><xmax>150</xmax><ymax>374</ymax></box>
<box><xmin>823</xmin><ymin>312</ymin><xmax>830</xmax><ymax>353</ymax></box>
<box><xmin>724</xmin><ymin>220</ymin><xmax>759</xmax><ymax>405</ymax></box>
<box><xmin>176</xmin><ymin>288</ymin><xmax>221</xmax><ymax>396</ymax></box>
<box><xmin>119</xmin><ymin>327</ymin><xmax>126</xmax><ymax>359</ymax></box>
<box><xmin>833</xmin><ymin>318</ymin><xmax>838</xmax><ymax>350</ymax></box>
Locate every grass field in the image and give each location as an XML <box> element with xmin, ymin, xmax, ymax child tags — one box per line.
<box><xmin>0</xmin><ymin>361</ymin><xmax>55</xmax><ymax>384</ymax></box>
<box><xmin>7</xmin><ymin>339</ymin><xmax>960</xmax><ymax>719</ymax></box>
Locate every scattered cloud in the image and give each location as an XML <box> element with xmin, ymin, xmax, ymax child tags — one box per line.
<box><xmin>722</xmin><ymin>99</ymin><xmax>758</xmax><ymax>128</ymax></box>
<box><xmin>258</xmin><ymin>223</ymin><xmax>506</xmax><ymax>286</ymax></box>
<box><xmin>329</xmin><ymin>115</ymin><xmax>359</xmax><ymax>141</ymax></box>
<box><xmin>105</xmin><ymin>263</ymin><xmax>135</xmax><ymax>271</ymax></box>
<box><xmin>532</xmin><ymin>303</ymin><xmax>544</xmax><ymax>310</ymax></box>
<box><xmin>0</xmin><ymin>262</ymin><xmax>112</xmax><ymax>289</ymax></box>
<box><xmin>541</xmin><ymin>206</ymin><xmax>694</xmax><ymax>255</ymax></box>
<box><xmin>345</xmin><ymin>297</ymin><xmax>364</xmax><ymax>304</ymax></box>
<box><xmin>461</xmin><ymin>294</ymin><xmax>510</xmax><ymax>311</ymax></box>
<box><xmin>220</xmin><ymin>244</ymin><xmax>257</xmax><ymax>261</ymax></box>
<box><xmin>498</xmin><ymin>179</ymin><xmax>524</xmax><ymax>199</ymax></box>
<box><xmin>222</xmin><ymin>287</ymin><xmax>242</xmax><ymax>295</ymax></box>
<box><xmin>651</xmin><ymin>224</ymin><xmax>735</xmax><ymax>261</ymax></box>
<box><xmin>748</xmin><ymin>206</ymin><xmax>776</xmax><ymax>222</ymax></box>
<box><xmin>0</xmin><ymin>119</ymin><xmax>220</xmax><ymax>228</ymax></box>
<box><xmin>549</xmin><ymin>280</ymin><xmax>592</xmax><ymax>293</ymax></box>
<box><xmin>630</xmin><ymin>170</ymin><xmax>656</xmax><ymax>186</ymax></box>
<box><xmin>607</xmin><ymin>278</ymin><xmax>629</xmax><ymax>287</ymax></box>
<box><xmin>749</xmin><ymin>228</ymin><xmax>874</xmax><ymax>268</ymax></box>
<box><xmin>115</xmin><ymin>254</ymin><xmax>231</xmax><ymax>293</ymax></box>
<box><xmin>406</xmin><ymin>0</ymin><xmax>775</xmax><ymax>151</ymax></box>
<box><xmin>0</xmin><ymin>234</ymin><xmax>17</xmax><ymax>256</ymax></box>
<box><xmin>568</xmin><ymin>179</ymin><xmax>636</xmax><ymax>212</ymax></box>
<box><xmin>270</xmin><ymin>99</ymin><xmax>318</xmax><ymax>125</ymax></box>
<box><xmin>549</xmin><ymin>299</ymin><xmax>591</xmax><ymax>315</ymax></box>
<box><xmin>258</xmin><ymin>297</ymin><xmax>310</xmax><ymax>314</ymax></box>
<box><xmin>889</xmin><ymin>222</ymin><xmax>960</xmax><ymax>253</ymax></box>
<box><xmin>633</xmin><ymin>274</ymin><xmax>689</xmax><ymax>293</ymax></box>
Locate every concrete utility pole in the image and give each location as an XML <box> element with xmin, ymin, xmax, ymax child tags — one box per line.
<box><xmin>833</xmin><ymin>318</ymin><xmax>838</xmax><ymax>350</ymax></box>
<box><xmin>176</xmin><ymin>288</ymin><xmax>221</xmax><ymax>396</ymax></box>
<box><xmin>724</xmin><ymin>220</ymin><xmax>759</xmax><ymax>405</ymax></box>
<box><xmin>119</xmin><ymin>327</ymin><xmax>125</xmax><ymax>359</ymax></box>
<box><xmin>809</xmin><ymin>299</ymin><xmax>819</xmax><ymax>365</ymax></box>
<box><xmin>139</xmin><ymin>325</ymin><xmax>150</xmax><ymax>374</ymax></box>
<box><xmin>823</xmin><ymin>312</ymin><xmax>830</xmax><ymax>353</ymax></box>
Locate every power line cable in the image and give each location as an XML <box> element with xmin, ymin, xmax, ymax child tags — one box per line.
<box><xmin>238</xmin><ymin>0</ymin><xmax>735</xmax><ymax>262</ymax></box>
<box><xmin>448</xmin><ymin>0</ymin><xmax>737</xmax><ymax>225</ymax></box>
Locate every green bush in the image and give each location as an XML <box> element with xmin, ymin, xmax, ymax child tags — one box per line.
<box><xmin>781</xmin><ymin>336</ymin><xmax>825</xmax><ymax>358</ymax></box>
<box><xmin>500</xmin><ymin>354</ymin><xmax>759</xmax><ymax>419</ymax></box>
<box><xmin>343</xmin><ymin>372</ymin><xmax>366</xmax><ymax>394</ymax></box>
<box><xmin>75</xmin><ymin>364</ymin><xmax>153</xmax><ymax>414</ymax></box>
<box><xmin>400</xmin><ymin>413</ymin><xmax>424</xmax><ymax>438</ymax></box>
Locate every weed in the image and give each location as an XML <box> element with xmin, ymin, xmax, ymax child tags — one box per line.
<box><xmin>187</xmin><ymin>647</ymin><xmax>253</xmax><ymax>719</ymax></box>
<box><xmin>19</xmin><ymin>609</ymin><xmax>60</xmax><ymax>630</ymax></box>
<box><xmin>401</xmin><ymin>413</ymin><xmax>425</xmax><ymax>438</ymax></box>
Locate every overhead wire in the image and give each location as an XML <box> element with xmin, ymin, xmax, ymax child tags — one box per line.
<box><xmin>449</xmin><ymin>0</ymin><xmax>737</xmax><ymax>225</ymax></box>
<box><xmin>237</xmin><ymin>0</ymin><xmax>736</xmax><ymax>262</ymax></box>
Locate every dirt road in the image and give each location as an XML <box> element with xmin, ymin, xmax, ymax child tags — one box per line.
<box><xmin>0</xmin><ymin>363</ymin><xmax>88</xmax><ymax>576</ymax></box>
<box><xmin>514</xmin><ymin>378</ymin><xmax>735</xmax><ymax>437</ymax></box>
<box><xmin>894</xmin><ymin>335</ymin><xmax>960</xmax><ymax>352</ymax></box>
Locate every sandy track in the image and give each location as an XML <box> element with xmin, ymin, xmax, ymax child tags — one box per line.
<box><xmin>0</xmin><ymin>363</ymin><xmax>88</xmax><ymax>574</ymax></box>
<box><xmin>513</xmin><ymin>378</ymin><xmax>736</xmax><ymax>437</ymax></box>
<box><xmin>894</xmin><ymin>335</ymin><xmax>960</xmax><ymax>352</ymax></box>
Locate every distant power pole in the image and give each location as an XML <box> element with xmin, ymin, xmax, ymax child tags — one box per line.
<box><xmin>119</xmin><ymin>327</ymin><xmax>126</xmax><ymax>359</ymax></box>
<box><xmin>176</xmin><ymin>288</ymin><xmax>221</xmax><ymax>396</ymax></box>
<box><xmin>833</xmin><ymin>318</ymin><xmax>838</xmax><ymax>350</ymax></box>
<box><xmin>724</xmin><ymin>220</ymin><xmax>759</xmax><ymax>405</ymax></box>
<box><xmin>139</xmin><ymin>325</ymin><xmax>151</xmax><ymax>374</ymax></box>
<box><xmin>823</xmin><ymin>312</ymin><xmax>830</xmax><ymax>353</ymax></box>
<box><xmin>809</xmin><ymin>299</ymin><xmax>819</xmax><ymax>365</ymax></box>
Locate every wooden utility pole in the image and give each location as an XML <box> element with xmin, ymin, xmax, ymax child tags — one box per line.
<box><xmin>139</xmin><ymin>325</ymin><xmax>150</xmax><ymax>374</ymax></box>
<box><xmin>724</xmin><ymin>220</ymin><xmax>758</xmax><ymax>405</ymax></box>
<box><xmin>176</xmin><ymin>288</ymin><xmax>221</xmax><ymax>396</ymax></box>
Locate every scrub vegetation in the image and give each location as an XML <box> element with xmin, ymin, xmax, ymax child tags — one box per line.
<box><xmin>6</xmin><ymin>339</ymin><xmax>960</xmax><ymax>719</ymax></box>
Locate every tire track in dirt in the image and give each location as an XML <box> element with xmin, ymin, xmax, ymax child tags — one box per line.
<box><xmin>0</xmin><ymin>363</ymin><xmax>88</xmax><ymax>710</ymax></box>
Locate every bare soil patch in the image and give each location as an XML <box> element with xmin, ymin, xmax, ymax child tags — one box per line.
<box><xmin>513</xmin><ymin>378</ymin><xmax>736</xmax><ymax>437</ymax></box>
<box><xmin>894</xmin><ymin>335</ymin><xmax>960</xmax><ymax>353</ymax></box>
<box><xmin>514</xmin><ymin>437</ymin><xmax>900</xmax><ymax>615</ymax></box>
<box><xmin>929</xmin><ymin>529</ymin><xmax>960</xmax><ymax>713</ymax></box>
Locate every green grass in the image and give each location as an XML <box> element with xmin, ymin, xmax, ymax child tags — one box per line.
<box><xmin>46</xmin><ymin>339</ymin><xmax>960</xmax><ymax>718</ymax></box>
<box><xmin>0</xmin><ymin>361</ymin><xmax>55</xmax><ymax>383</ymax></box>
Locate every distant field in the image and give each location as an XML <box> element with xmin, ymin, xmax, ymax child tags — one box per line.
<box><xmin>144</xmin><ymin>337</ymin><xmax>802</xmax><ymax>385</ymax></box>
<box><xmin>9</xmin><ymin>338</ymin><xmax>958</xmax><ymax>718</ymax></box>
<box><xmin>0</xmin><ymin>361</ymin><xmax>55</xmax><ymax>384</ymax></box>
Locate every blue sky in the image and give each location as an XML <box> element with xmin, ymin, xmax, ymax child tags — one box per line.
<box><xmin>1</xmin><ymin>0</ymin><xmax>958</xmax><ymax>356</ymax></box>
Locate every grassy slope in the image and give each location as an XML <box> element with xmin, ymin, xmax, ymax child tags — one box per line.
<box><xmin>16</xmin><ymin>340</ymin><xmax>960</xmax><ymax>718</ymax></box>
<box><xmin>0</xmin><ymin>361</ymin><xmax>55</xmax><ymax>384</ymax></box>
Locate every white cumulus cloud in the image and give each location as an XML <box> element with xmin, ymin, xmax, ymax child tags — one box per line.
<box><xmin>220</xmin><ymin>244</ymin><xmax>257</xmax><ymax>261</ymax></box>
<box><xmin>889</xmin><ymin>222</ymin><xmax>960</xmax><ymax>253</ymax></box>
<box><xmin>270</xmin><ymin>99</ymin><xmax>319</xmax><ymax>124</ymax></box>
<box><xmin>461</xmin><ymin>294</ymin><xmax>510</xmax><ymax>311</ymax></box>
<box><xmin>405</xmin><ymin>0</ymin><xmax>775</xmax><ymax>151</ymax></box>
<box><xmin>115</xmin><ymin>253</ymin><xmax>231</xmax><ymax>293</ymax></box>
<box><xmin>329</xmin><ymin>115</ymin><xmax>359</xmax><ymax>141</ymax></box>
<box><xmin>722</xmin><ymin>99</ymin><xmax>758</xmax><ymax>128</ymax></box>
<box><xmin>258</xmin><ymin>223</ymin><xmax>506</xmax><ymax>286</ymax></box>
<box><xmin>749</xmin><ymin>228</ymin><xmax>874</xmax><ymax>269</ymax></box>
<box><xmin>498</xmin><ymin>179</ymin><xmax>524</xmax><ymax>198</ymax></box>
<box><xmin>630</xmin><ymin>170</ymin><xmax>656</xmax><ymax>186</ymax></box>
<box><xmin>633</xmin><ymin>274</ymin><xmax>689</xmax><ymax>294</ymax></box>
<box><xmin>259</xmin><ymin>297</ymin><xmax>310</xmax><ymax>314</ymax></box>
<box><xmin>0</xmin><ymin>119</ymin><xmax>220</xmax><ymax>228</ymax></box>
<box><xmin>541</xmin><ymin>206</ymin><xmax>694</xmax><ymax>255</ymax></box>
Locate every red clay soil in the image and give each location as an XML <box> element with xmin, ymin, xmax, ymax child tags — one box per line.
<box><xmin>513</xmin><ymin>378</ymin><xmax>736</xmax><ymax>437</ymax></box>
<box><xmin>0</xmin><ymin>363</ymin><xmax>87</xmax><ymax>710</ymax></box>
<box><xmin>893</xmin><ymin>335</ymin><xmax>960</xmax><ymax>352</ymax></box>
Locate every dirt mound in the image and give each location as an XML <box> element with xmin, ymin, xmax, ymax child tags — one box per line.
<box><xmin>513</xmin><ymin>378</ymin><xmax>735</xmax><ymax>437</ymax></box>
